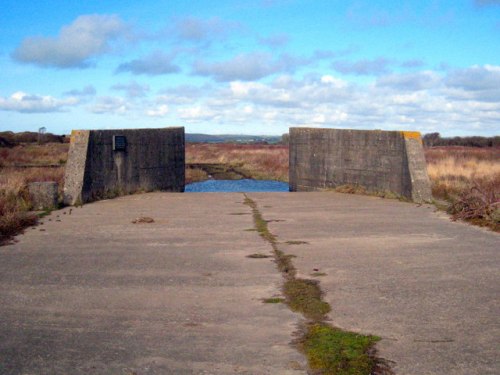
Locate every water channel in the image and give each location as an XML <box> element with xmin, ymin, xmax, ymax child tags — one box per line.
<box><xmin>185</xmin><ymin>179</ymin><xmax>289</xmax><ymax>193</ymax></box>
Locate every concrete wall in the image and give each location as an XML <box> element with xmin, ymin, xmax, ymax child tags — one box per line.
<box><xmin>64</xmin><ymin>128</ymin><xmax>184</xmax><ymax>205</ymax></box>
<box><xmin>289</xmin><ymin>128</ymin><xmax>432</xmax><ymax>202</ymax></box>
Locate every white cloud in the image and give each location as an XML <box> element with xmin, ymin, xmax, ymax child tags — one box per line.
<box><xmin>89</xmin><ymin>96</ymin><xmax>130</xmax><ymax>114</ymax></box>
<box><xmin>111</xmin><ymin>81</ymin><xmax>150</xmax><ymax>98</ymax></box>
<box><xmin>116</xmin><ymin>51</ymin><xmax>180</xmax><ymax>75</ymax></box>
<box><xmin>193</xmin><ymin>52</ymin><xmax>310</xmax><ymax>81</ymax></box>
<box><xmin>63</xmin><ymin>85</ymin><xmax>96</xmax><ymax>97</ymax></box>
<box><xmin>332</xmin><ymin>57</ymin><xmax>393</xmax><ymax>75</ymax></box>
<box><xmin>173</xmin><ymin>16</ymin><xmax>241</xmax><ymax>43</ymax></box>
<box><xmin>376</xmin><ymin>71</ymin><xmax>441</xmax><ymax>91</ymax></box>
<box><xmin>177</xmin><ymin>106</ymin><xmax>218</xmax><ymax>122</ymax></box>
<box><xmin>445</xmin><ymin>65</ymin><xmax>500</xmax><ymax>102</ymax></box>
<box><xmin>0</xmin><ymin>91</ymin><xmax>79</xmax><ymax>113</ymax></box>
<box><xmin>160</xmin><ymin>66</ymin><xmax>499</xmax><ymax>135</ymax></box>
<box><xmin>12</xmin><ymin>14</ymin><xmax>129</xmax><ymax>68</ymax></box>
<box><xmin>146</xmin><ymin>104</ymin><xmax>169</xmax><ymax>117</ymax></box>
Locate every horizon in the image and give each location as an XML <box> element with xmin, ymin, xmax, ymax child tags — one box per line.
<box><xmin>1</xmin><ymin>1</ymin><xmax>499</xmax><ymax>137</ymax></box>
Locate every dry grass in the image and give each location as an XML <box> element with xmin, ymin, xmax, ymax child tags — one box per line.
<box><xmin>0</xmin><ymin>143</ymin><xmax>68</xmax><ymax>167</ymax></box>
<box><xmin>1</xmin><ymin>142</ymin><xmax>498</xmax><ymax>242</ymax></box>
<box><xmin>0</xmin><ymin>143</ymin><xmax>67</xmax><ymax>243</ymax></box>
<box><xmin>425</xmin><ymin>147</ymin><xmax>499</xmax><ymax>230</ymax></box>
<box><xmin>186</xmin><ymin>143</ymin><xmax>289</xmax><ymax>182</ymax></box>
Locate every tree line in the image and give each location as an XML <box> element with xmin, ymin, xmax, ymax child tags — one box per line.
<box><xmin>422</xmin><ymin>133</ymin><xmax>499</xmax><ymax>147</ymax></box>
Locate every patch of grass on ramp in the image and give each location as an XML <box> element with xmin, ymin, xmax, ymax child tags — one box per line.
<box><xmin>301</xmin><ymin>323</ymin><xmax>380</xmax><ymax>375</ymax></box>
<box><xmin>243</xmin><ymin>194</ymin><xmax>388</xmax><ymax>375</ymax></box>
<box><xmin>284</xmin><ymin>278</ymin><xmax>331</xmax><ymax>321</ymax></box>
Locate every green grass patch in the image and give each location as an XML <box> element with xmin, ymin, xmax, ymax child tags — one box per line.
<box><xmin>285</xmin><ymin>240</ymin><xmax>309</xmax><ymax>245</ymax></box>
<box><xmin>284</xmin><ymin>278</ymin><xmax>331</xmax><ymax>321</ymax></box>
<box><xmin>311</xmin><ymin>272</ymin><xmax>327</xmax><ymax>277</ymax></box>
<box><xmin>244</xmin><ymin>196</ymin><xmax>278</xmax><ymax>244</ymax></box>
<box><xmin>301</xmin><ymin>323</ymin><xmax>381</xmax><ymax>375</ymax></box>
<box><xmin>242</xmin><ymin>194</ymin><xmax>387</xmax><ymax>375</ymax></box>
<box><xmin>262</xmin><ymin>297</ymin><xmax>285</xmax><ymax>304</ymax></box>
<box><xmin>247</xmin><ymin>253</ymin><xmax>271</xmax><ymax>259</ymax></box>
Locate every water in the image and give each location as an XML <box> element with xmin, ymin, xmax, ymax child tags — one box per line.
<box><xmin>185</xmin><ymin>179</ymin><xmax>289</xmax><ymax>193</ymax></box>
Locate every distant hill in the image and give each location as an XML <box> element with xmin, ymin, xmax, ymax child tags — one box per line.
<box><xmin>186</xmin><ymin>133</ymin><xmax>283</xmax><ymax>144</ymax></box>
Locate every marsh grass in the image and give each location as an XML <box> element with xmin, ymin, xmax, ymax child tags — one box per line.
<box><xmin>425</xmin><ymin>147</ymin><xmax>499</xmax><ymax>230</ymax></box>
<box><xmin>186</xmin><ymin>143</ymin><xmax>289</xmax><ymax>182</ymax></box>
<box><xmin>0</xmin><ymin>143</ymin><xmax>67</xmax><ymax>243</ymax></box>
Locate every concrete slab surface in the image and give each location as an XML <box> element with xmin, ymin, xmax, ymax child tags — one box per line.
<box><xmin>0</xmin><ymin>191</ymin><xmax>498</xmax><ymax>375</ymax></box>
<box><xmin>0</xmin><ymin>193</ymin><xmax>306</xmax><ymax>375</ymax></box>
<box><xmin>249</xmin><ymin>192</ymin><xmax>499</xmax><ymax>375</ymax></box>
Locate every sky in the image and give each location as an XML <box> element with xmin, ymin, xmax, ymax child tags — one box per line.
<box><xmin>0</xmin><ymin>0</ymin><xmax>499</xmax><ymax>136</ymax></box>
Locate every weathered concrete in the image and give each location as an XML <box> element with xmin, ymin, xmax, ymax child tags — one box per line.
<box><xmin>28</xmin><ymin>181</ymin><xmax>58</xmax><ymax>210</ymax></box>
<box><xmin>63</xmin><ymin>128</ymin><xmax>185</xmax><ymax>205</ymax></box>
<box><xmin>289</xmin><ymin>128</ymin><xmax>432</xmax><ymax>202</ymax></box>
<box><xmin>1</xmin><ymin>192</ymin><xmax>498</xmax><ymax>374</ymax></box>
<box><xmin>250</xmin><ymin>192</ymin><xmax>499</xmax><ymax>375</ymax></box>
<box><xmin>0</xmin><ymin>193</ymin><xmax>306</xmax><ymax>375</ymax></box>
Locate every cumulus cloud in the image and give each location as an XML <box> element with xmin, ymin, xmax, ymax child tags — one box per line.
<box><xmin>173</xmin><ymin>16</ymin><xmax>241</xmax><ymax>43</ymax></box>
<box><xmin>12</xmin><ymin>14</ymin><xmax>129</xmax><ymax>68</ymax></box>
<box><xmin>63</xmin><ymin>85</ymin><xmax>96</xmax><ymax>97</ymax></box>
<box><xmin>158</xmin><ymin>65</ymin><xmax>499</xmax><ymax>135</ymax></box>
<box><xmin>376</xmin><ymin>71</ymin><xmax>441</xmax><ymax>91</ymax></box>
<box><xmin>0</xmin><ymin>91</ymin><xmax>79</xmax><ymax>113</ymax></box>
<box><xmin>445</xmin><ymin>65</ymin><xmax>500</xmax><ymax>102</ymax></box>
<box><xmin>177</xmin><ymin>106</ymin><xmax>218</xmax><ymax>122</ymax></box>
<box><xmin>89</xmin><ymin>96</ymin><xmax>130</xmax><ymax>114</ymax></box>
<box><xmin>146</xmin><ymin>104</ymin><xmax>169</xmax><ymax>117</ymax></box>
<box><xmin>111</xmin><ymin>81</ymin><xmax>150</xmax><ymax>98</ymax></box>
<box><xmin>193</xmin><ymin>52</ymin><xmax>310</xmax><ymax>81</ymax></box>
<box><xmin>116</xmin><ymin>51</ymin><xmax>180</xmax><ymax>75</ymax></box>
<box><xmin>332</xmin><ymin>57</ymin><xmax>393</xmax><ymax>75</ymax></box>
<box><xmin>446</xmin><ymin>65</ymin><xmax>500</xmax><ymax>91</ymax></box>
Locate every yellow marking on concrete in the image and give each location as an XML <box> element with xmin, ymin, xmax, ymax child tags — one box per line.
<box><xmin>70</xmin><ymin>130</ymin><xmax>83</xmax><ymax>144</ymax></box>
<box><xmin>400</xmin><ymin>131</ymin><xmax>422</xmax><ymax>143</ymax></box>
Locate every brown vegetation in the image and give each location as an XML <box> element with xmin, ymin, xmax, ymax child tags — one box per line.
<box><xmin>425</xmin><ymin>146</ymin><xmax>499</xmax><ymax>231</ymax></box>
<box><xmin>0</xmin><ymin>143</ymin><xmax>68</xmax><ymax>243</ymax></box>
<box><xmin>186</xmin><ymin>143</ymin><xmax>288</xmax><ymax>183</ymax></box>
<box><xmin>1</xmin><ymin>141</ymin><xmax>498</xmax><ymax>244</ymax></box>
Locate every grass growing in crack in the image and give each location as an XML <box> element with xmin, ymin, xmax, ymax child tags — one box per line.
<box><xmin>301</xmin><ymin>323</ymin><xmax>381</xmax><ymax>375</ymax></box>
<box><xmin>262</xmin><ymin>297</ymin><xmax>285</xmax><ymax>304</ymax></box>
<box><xmin>244</xmin><ymin>196</ymin><xmax>278</xmax><ymax>245</ymax></box>
<box><xmin>243</xmin><ymin>194</ymin><xmax>386</xmax><ymax>375</ymax></box>
<box><xmin>311</xmin><ymin>272</ymin><xmax>327</xmax><ymax>277</ymax></box>
<box><xmin>284</xmin><ymin>279</ymin><xmax>331</xmax><ymax>321</ymax></box>
<box><xmin>246</xmin><ymin>253</ymin><xmax>271</xmax><ymax>259</ymax></box>
<box><xmin>285</xmin><ymin>240</ymin><xmax>309</xmax><ymax>245</ymax></box>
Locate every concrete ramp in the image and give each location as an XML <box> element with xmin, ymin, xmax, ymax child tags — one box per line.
<box><xmin>0</xmin><ymin>192</ymin><xmax>498</xmax><ymax>374</ymax></box>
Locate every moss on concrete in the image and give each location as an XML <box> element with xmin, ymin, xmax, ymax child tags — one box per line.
<box><xmin>243</xmin><ymin>194</ymin><xmax>388</xmax><ymax>375</ymax></box>
<box><xmin>301</xmin><ymin>323</ymin><xmax>380</xmax><ymax>375</ymax></box>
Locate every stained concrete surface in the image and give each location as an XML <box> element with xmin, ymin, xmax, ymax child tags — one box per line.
<box><xmin>0</xmin><ymin>192</ymin><xmax>498</xmax><ymax>375</ymax></box>
<box><xmin>250</xmin><ymin>192</ymin><xmax>499</xmax><ymax>375</ymax></box>
<box><xmin>0</xmin><ymin>193</ymin><xmax>306</xmax><ymax>375</ymax></box>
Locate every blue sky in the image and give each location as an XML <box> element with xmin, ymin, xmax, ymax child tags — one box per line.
<box><xmin>1</xmin><ymin>0</ymin><xmax>499</xmax><ymax>136</ymax></box>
